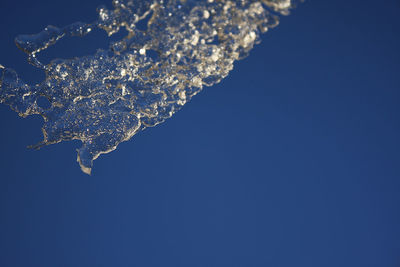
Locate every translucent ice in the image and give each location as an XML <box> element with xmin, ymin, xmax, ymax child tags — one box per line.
<box><xmin>0</xmin><ymin>0</ymin><xmax>300</xmax><ymax>174</ymax></box>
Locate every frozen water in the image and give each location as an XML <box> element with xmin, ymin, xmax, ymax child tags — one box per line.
<box><xmin>0</xmin><ymin>0</ymin><xmax>300</xmax><ymax>174</ymax></box>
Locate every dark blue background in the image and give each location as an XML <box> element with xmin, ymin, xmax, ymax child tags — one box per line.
<box><xmin>1</xmin><ymin>0</ymin><xmax>399</xmax><ymax>266</ymax></box>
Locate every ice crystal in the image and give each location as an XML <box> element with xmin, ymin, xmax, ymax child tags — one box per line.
<box><xmin>0</xmin><ymin>0</ymin><xmax>300</xmax><ymax>174</ymax></box>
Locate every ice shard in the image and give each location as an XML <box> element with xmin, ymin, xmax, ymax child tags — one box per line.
<box><xmin>0</xmin><ymin>0</ymin><xmax>300</xmax><ymax>174</ymax></box>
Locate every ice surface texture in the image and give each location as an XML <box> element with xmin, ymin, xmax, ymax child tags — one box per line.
<box><xmin>0</xmin><ymin>0</ymin><xmax>299</xmax><ymax>174</ymax></box>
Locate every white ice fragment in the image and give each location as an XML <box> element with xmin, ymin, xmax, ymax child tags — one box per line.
<box><xmin>203</xmin><ymin>10</ymin><xmax>210</xmax><ymax>19</ymax></box>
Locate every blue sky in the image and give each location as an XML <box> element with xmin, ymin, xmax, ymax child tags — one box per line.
<box><xmin>0</xmin><ymin>0</ymin><xmax>399</xmax><ymax>266</ymax></box>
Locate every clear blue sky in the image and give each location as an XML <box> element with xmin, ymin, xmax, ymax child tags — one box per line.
<box><xmin>0</xmin><ymin>0</ymin><xmax>399</xmax><ymax>266</ymax></box>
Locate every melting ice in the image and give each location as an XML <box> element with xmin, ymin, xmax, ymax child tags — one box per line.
<box><xmin>0</xmin><ymin>0</ymin><xmax>300</xmax><ymax>174</ymax></box>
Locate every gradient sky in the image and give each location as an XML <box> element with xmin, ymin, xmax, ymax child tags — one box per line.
<box><xmin>0</xmin><ymin>0</ymin><xmax>399</xmax><ymax>266</ymax></box>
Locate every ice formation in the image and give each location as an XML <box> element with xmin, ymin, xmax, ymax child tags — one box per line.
<box><xmin>0</xmin><ymin>0</ymin><xmax>300</xmax><ymax>174</ymax></box>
